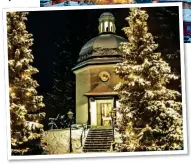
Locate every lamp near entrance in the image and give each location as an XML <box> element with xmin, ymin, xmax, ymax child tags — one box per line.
<box><xmin>67</xmin><ymin>110</ymin><xmax>74</xmax><ymax>120</ymax></box>
<box><xmin>67</xmin><ymin>110</ymin><xmax>74</xmax><ymax>153</ymax></box>
<box><xmin>110</xmin><ymin>108</ymin><xmax>116</xmax><ymax>118</ymax></box>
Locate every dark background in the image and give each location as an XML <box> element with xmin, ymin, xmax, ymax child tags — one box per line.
<box><xmin>24</xmin><ymin>6</ymin><xmax>181</xmax><ymax>126</ymax></box>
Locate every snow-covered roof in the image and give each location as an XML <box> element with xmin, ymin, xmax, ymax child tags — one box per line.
<box><xmin>183</xmin><ymin>9</ymin><xmax>191</xmax><ymax>22</ymax></box>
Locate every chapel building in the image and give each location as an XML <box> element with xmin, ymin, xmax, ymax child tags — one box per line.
<box><xmin>72</xmin><ymin>12</ymin><xmax>127</xmax><ymax>126</ymax></box>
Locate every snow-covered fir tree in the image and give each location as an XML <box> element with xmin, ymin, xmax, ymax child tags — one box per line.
<box><xmin>114</xmin><ymin>8</ymin><xmax>183</xmax><ymax>151</ymax></box>
<box><xmin>7</xmin><ymin>12</ymin><xmax>46</xmax><ymax>155</ymax></box>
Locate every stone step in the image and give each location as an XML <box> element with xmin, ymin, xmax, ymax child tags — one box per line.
<box><xmin>87</xmin><ymin>133</ymin><xmax>112</xmax><ymax>136</ymax></box>
<box><xmin>90</xmin><ymin>129</ymin><xmax>112</xmax><ymax>132</ymax></box>
<box><xmin>89</xmin><ymin>132</ymin><xmax>112</xmax><ymax>134</ymax></box>
<box><xmin>87</xmin><ymin>134</ymin><xmax>112</xmax><ymax>136</ymax></box>
<box><xmin>86</xmin><ymin>137</ymin><xmax>113</xmax><ymax>141</ymax></box>
<box><xmin>83</xmin><ymin>128</ymin><xmax>113</xmax><ymax>153</ymax></box>
<box><xmin>85</xmin><ymin>141</ymin><xmax>111</xmax><ymax>144</ymax></box>
<box><xmin>85</xmin><ymin>138</ymin><xmax>112</xmax><ymax>141</ymax></box>
<box><xmin>89</xmin><ymin>130</ymin><xmax>113</xmax><ymax>133</ymax></box>
<box><xmin>84</xmin><ymin>143</ymin><xmax>111</xmax><ymax>147</ymax></box>
<box><xmin>84</xmin><ymin>147</ymin><xmax>111</xmax><ymax>150</ymax></box>
<box><xmin>88</xmin><ymin>134</ymin><xmax>113</xmax><ymax>138</ymax></box>
<box><xmin>84</xmin><ymin>144</ymin><xmax>111</xmax><ymax>147</ymax></box>
<box><xmin>83</xmin><ymin>149</ymin><xmax>109</xmax><ymax>152</ymax></box>
<box><xmin>89</xmin><ymin>131</ymin><xmax>113</xmax><ymax>134</ymax></box>
<box><xmin>86</xmin><ymin>137</ymin><xmax>112</xmax><ymax>140</ymax></box>
<box><xmin>86</xmin><ymin>139</ymin><xmax>112</xmax><ymax>142</ymax></box>
<box><xmin>88</xmin><ymin>133</ymin><xmax>112</xmax><ymax>135</ymax></box>
<box><xmin>83</xmin><ymin>147</ymin><xmax>110</xmax><ymax>150</ymax></box>
<box><xmin>90</xmin><ymin>129</ymin><xmax>112</xmax><ymax>131</ymax></box>
<box><xmin>88</xmin><ymin>135</ymin><xmax>113</xmax><ymax>137</ymax></box>
<box><xmin>85</xmin><ymin>142</ymin><xmax>111</xmax><ymax>145</ymax></box>
<box><xmin>85</xmin><ymin>140</ymin><xmax>112</xmax><ymax>143</ymax></box>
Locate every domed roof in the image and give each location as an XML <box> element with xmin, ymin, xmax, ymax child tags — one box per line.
<box><xmin>79</xmin><ymin>33</ymin><xmax>127</xmax><ymax>56</ymax></box>
<box><xmin>72</xmin><ymin>12</ymin><xmax>128</xmax><ymax>71</ymax></box>
<box><xmin>100</xmin><ymin>12</ymin><xmax>114</xmax><ymax>17</ymax></box>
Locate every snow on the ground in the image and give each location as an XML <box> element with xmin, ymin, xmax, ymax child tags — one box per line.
<box><xmin>42</xmin><ymin>127</ymin><xmax>89</xmax><ymax>154</ymax></box>
<box><xmin>42</xmin><ymin>126</ymin><xmax>122</xmax><ymax>154</ymax></box>
<box><xmin>114</xmin><ymin>128</ymin><xmax>123</xmax><ymax>144</ymax></box>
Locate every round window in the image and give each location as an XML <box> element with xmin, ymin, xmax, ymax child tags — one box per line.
<box><xmin>99</xmin><ymin>71</ymin><xmax>110</xmax><ymax>82</ymax></box>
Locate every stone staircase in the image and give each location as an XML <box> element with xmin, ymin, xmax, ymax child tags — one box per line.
<box><xmin>83</xmin><ymin>128</ymin><xmax>113</xmax><ymax>152</ymax></box>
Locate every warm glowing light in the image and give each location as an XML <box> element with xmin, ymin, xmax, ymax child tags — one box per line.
<box><xmin>104</xmin><ymin>21</ymin><xmax>109</xmax><ymax>32</ymax></box>
<box><xmin>11</xmin><ymin>92</ymin><xmax>16</xmax><ymax>97</ymax></box>
<box><xmin>129</xmin><ymin>143</ymin><xmax>134</xmax><ymax>148</ymax></box>
<box><xmin>20</xmin><ymin>37</ymin><xmax>25</xmax><ymax>42</ymax></box>
<box><xmin>129</xmin><ymin>73</ymin><xmax>135</xmax><ymax>79</ymax></box>
<box><xmin>131</xmin><ymin>132</ymin><xmax>135</xmax><ymax>136</ymax></box>
<box><xmin>20</xmin><ymin>105</ymin><xmax>25</xmax><ymax>110</ymax></box>
<box><xmin>23</xmin><ymin>136</ymin><xmax>28</xmax><ymax>142</ymax></box>
<box><xmin>109</xmin><ymin>22</ymin><xmax>113</xmax><ymax>32</ymax></box>
<box><xmin>176</xmin><ymin>127</ymin><xmax>181</xmax><ymax>133</ymax></box>
<box><xmin>21</xmin><ymin>73</ymin><xmax>27</xmax><ymax>78</ymax></box>
<box><xmin>9</xmin><ymin>87</ymin><xmax>12</xmax><ymax>92</ymax></box>
<box><xmin>100</xmin><ymin>22</ymin><xmax>103</xmax><ymax>32</ymax></box>
<box><xmin>90</xmin><ymin>101</ymin><xmax>97</xmax><ymax>126</ymax></box>
<box><xmin>152</xmin><ymin>143</ymin><xmax>156</xmax><ymax>147</ymax></box>
<box><xmin>26</xmin><ymin>92</ymin><xmax>31</xmax><ymax>96</ymax></box>
<box><xmin>173</xmin><ymin>143</ymin><xmax>178</xmax><ymax>147</ymax></box>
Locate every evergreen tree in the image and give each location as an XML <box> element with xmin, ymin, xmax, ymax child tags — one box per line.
<box><xmin>114</xmin><ymin>8</ymin><xmax>183</xmax><ymax>151</ymax></box>
<box><xmin>7</xmin><ymin>12</ymin><xmax>45</xmax><ymax>155</ymax></box>
<box><xmin>44</xmin><ymin>36</ymin><xmax>75</xmax><ymax>128</ymax></box>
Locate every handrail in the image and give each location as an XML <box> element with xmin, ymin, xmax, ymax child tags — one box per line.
<box><xmin>80</xmin><ymin>124</ymin><xmax>87</xmax><ymax>147</ymax></box>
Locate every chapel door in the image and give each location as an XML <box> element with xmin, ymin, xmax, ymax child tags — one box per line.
<box><xmin>96</xmin><ymin>99</ymin><xmax>113</xmax><ymax>126</ymax></box>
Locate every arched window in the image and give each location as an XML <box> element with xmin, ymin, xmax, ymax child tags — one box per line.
<box><xmin>110</xmin><ymin>22</ymin><xmax>113</xmax><ymax>32</ymax></box>
<box><xmin>100</xmin><ymin>23</ymin><xmax>103</xmax><ymax>33</ymax></box>
<box><xmin>104</xmin><ymin>21</ymin><xmax>109</xmax><ymax>32</ymax></box>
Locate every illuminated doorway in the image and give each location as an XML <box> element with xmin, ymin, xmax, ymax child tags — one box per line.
<box><xmin>90</xmin><ymin>99</ymin><xmax>115</xmax><ymax>126</ymax></box>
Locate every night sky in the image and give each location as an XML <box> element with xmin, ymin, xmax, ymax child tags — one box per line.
<box><xmin>25</xmin><ymin>6</ymin><xmax>180</xmax><ymax>96</ymax></box>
